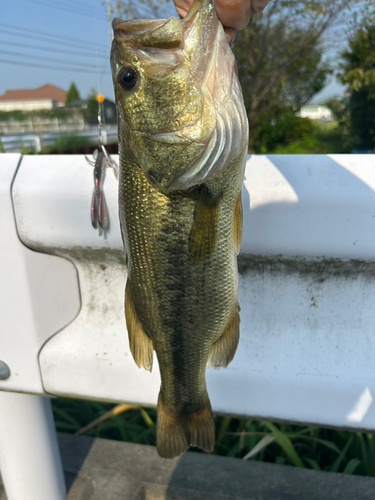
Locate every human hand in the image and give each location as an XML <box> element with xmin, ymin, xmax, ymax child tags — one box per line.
<box><xmin>173</xmin><ymin>0</ymin><xmax>271</xmax><ymax>31</ymax></box>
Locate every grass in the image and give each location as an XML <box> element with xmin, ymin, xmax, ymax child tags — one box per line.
<box><xmin>45</xmin><ymin>133</ymin><xmax>93</xmax><ymax>153</ymax></box>
<box><xmin>268</xmin><ymin>121</ymin><xmax>351</xmax><ymax>154</ymax></box>
<box><xmin>52</xmin><ymin>397</ymin><xmax>375</xmax><ymax>476</ymax></box>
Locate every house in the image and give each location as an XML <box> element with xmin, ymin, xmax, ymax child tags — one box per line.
<box><xmin>300</xmin><ymin>105</ymin><xmax>332</xmax><ymax>121</ymax></box>
<box><xmin>0</xmin><ymin>84</ymin><xmax>66</xmax><ymax>112</ymax></box>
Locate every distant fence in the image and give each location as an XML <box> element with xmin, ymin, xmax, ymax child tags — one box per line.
<box><xmin>0</xmin><ymin>126</ymin><xmax>118</xmax><ymax>153</ymax></box>
<box><xmin>0</xmin><ymin>116</ymin><xmax>87</xmax><ymax>134</ymax></box>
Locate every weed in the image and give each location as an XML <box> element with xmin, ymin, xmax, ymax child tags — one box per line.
<box><xmin>52</xmin><ymin>398</ymin><xmax>375</xmax><ymax>476</ymax></box>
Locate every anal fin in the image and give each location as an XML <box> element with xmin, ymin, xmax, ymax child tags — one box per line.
<box><xmin>157</xmin><ymin>392</ymin><xmax>215</xmax><ymax>459</ymax></box>
<box><xmin>234</xmin><ymin>191</ymin><xmax>243</xmax><ymax>254</ymax></box>
<box><xmin>125</xmin><ymin>280</ymin><xmax>153</xmax><ymax>371</ymax></box>
<box><xmin>208</xmin><ymin>302</ymin><xmax>240</xmax><ymax>368</ymax></box>
<box><xmin>189</xmin><ymin>186</ymin><xmax>221</xmax><ymax>263</ymax></box>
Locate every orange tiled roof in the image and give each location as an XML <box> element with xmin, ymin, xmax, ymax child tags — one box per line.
<box><xmin>0</xmin><ymin>84</ymin><xmax>66</xmax><ymax>102</ymax></box>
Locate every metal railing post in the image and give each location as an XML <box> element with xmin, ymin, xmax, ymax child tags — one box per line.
<box><xmin>0</xmin><ymin>392</ymin><xmax>66</xmax><ymax>500</ymax></box>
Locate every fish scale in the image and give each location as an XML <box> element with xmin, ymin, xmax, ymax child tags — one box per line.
<box><xmin>112</xmin><ymin>0</ymin><xmax>248</xmax><ymax>458</ymax></box>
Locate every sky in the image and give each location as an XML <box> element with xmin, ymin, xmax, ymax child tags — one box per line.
<box><xmin>0</xmin><ymin>0</ymin><xmax>346</xmax><ymax>104</ymax></box>
<box><xmin>0</xmin><ymin>0</ymin><xmax>159</xmax><ymax>101</ymax></box>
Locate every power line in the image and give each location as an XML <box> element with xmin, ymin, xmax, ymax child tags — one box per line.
<box><xmin>53</xmin><ymin>0</ymin><xmax>99</xmax><ymax>12</ymax></box>
<box><xmin>0</xmin><ymin>22</ymin><xmax>106</xmax><ymax>49</ymax></box>
<box><xmin>26</xmin><ymin>0</ymin><xmax>106</xmax><ymax>20</ymax></box>
<box><xmin>0</xmin><ymin>49</ymin><xmax>109</xmax><ymax>71</ymax></box>
<box><xmin>0</xmin><ymin>28</ymin><xmax>107</xmax><ymax>53</ymax></box>
<box><xmin>0</xmin><ymin>40</ymin><xmax>108</xmax><ymax>59</ymax></box>
<box><xmin>24</xmin><ymin>0</ymin><xmax>107</xmax><ymax>21</ymax></box>
<box><xmin>0</xmin><ymin>58</ymin><xmax>109</xmax><ymax>74</ymax></box>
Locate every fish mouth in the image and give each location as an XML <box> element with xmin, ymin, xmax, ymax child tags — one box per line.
<box><xmin>112</xmin><ymin>0</ymin><xmax>249</xmax><ymax>192</ymax></box>
<box><xmin>112</xmin><ymin>16</ymin><xmax>184</xmax><ymax>50</ymax></box>
<box><xmin>111</xmin><ymin>0</ymin><xmax>205</xmax><ymax>50</ymax></box>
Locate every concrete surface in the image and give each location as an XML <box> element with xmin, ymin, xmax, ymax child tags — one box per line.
<box><xmin>2</xmin><ymin>432</ymin><xmax>375</xmax><ymax>499</ymax></box>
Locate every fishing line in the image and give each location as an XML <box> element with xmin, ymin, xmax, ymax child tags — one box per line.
<box><xmin>94</xmin><ymin>0</ymin><xmax>104</xmax><ymax>146</ymax></box>
<box><xmin>93</xmin><ymin>0</ymin><xmax>114</xmax><ymax>146</ymax></box>
<box><xmin>86</xmin><ymin>0</ymin><xmax>118</xmax><ymax>238</ymax></box>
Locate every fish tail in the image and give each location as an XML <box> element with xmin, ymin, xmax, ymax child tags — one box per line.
<box><xmin>156</xmin><ymin>392</ymin><xmax>215</xmax><ymax>459</ymax></box>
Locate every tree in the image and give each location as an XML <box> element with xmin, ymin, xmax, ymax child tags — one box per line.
<box><xmin>65</xmin><ymin>82</ymin><xmax>80</xmax><ymax>104</ymax></box>
<box><xmin>82</xmin><ymin>88</ymin><xmax>100</xmax><ymax>125</ymax></box>
<box><xmin>338</xmin><ymin>15</ymin><xmax>375</xmax><ymax>150</ymax></box>
<box><xmin>109</xmin><ymin>0</ymin><xmax>358</xmax><ymax>150</ymax></box>
<box><xmin>231</xmin><ymin>0</ymin><xmax>358</xmax><ymax>147</ymax></box>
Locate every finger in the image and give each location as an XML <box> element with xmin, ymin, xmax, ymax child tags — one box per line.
<box><xmin>214</xmin><ymin>0</ymin><xmax>252</xmax><ymax>31</ymax></box>
<box><xmin>173</xmin><ymin>0</ymin><xmax>270</xmax><ymax>28</ymax></box>
<box><xmin>250</xmin><ymin>0</ymin><xmax>270</xmax><ymax>15</ymax></box>
<box><xmin>174</xmin><ymin>0</ymin><xmax>193</xmax><ymax>18</ymax></box>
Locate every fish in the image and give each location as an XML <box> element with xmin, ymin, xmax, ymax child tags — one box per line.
<box><xmin>110</xmin><ymin>0</ymin><xmax>248</xmax><ymax>458</ymax></box>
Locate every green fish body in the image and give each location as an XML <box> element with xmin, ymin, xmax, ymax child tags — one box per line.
<box><xmin>111</xmin><ymin>0</ymin><xmax>248</xmax><ymax>458</ymax></box>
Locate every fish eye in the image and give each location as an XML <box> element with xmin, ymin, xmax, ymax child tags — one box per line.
<box><xmin>118</xmin><ymin>67</ymin><xmax>138</xmax><ymax>91</ymax></box>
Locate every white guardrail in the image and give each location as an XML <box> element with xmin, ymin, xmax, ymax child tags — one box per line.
<box><xmin>0</xmin><ymin>152</ymin><xmax>375</xmax><ymax>499</ymax></box>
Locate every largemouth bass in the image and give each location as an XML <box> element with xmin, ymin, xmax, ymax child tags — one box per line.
<box><xmin>111</xmin><ymin>0</ymin><xmax>248</xmax><ymax>458</ymax></box>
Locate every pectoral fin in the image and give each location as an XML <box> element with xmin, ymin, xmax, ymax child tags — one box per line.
<box><xmin>234</xmin><ymin>191</ymin><xmax>243</xmax><ymax>254</ymax></box>
<box><xmin>189</xmin><ymin>187</ymin><xmax>221</xmax><ymax>263</ymax></box>
<box><xmin>125</xmin><ymin>280</ymin><xmax>153</xmax><ymax>371</ymax></box>
<box><xmin>208</xmin><ymin>302</ymin><xmax>240</xmax><ymax>368</ymax></box>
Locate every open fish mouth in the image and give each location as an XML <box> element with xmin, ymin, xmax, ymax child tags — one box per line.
<box><xmin>111</xmin><ymin>0</ymin><xmax>248</xmax><ymax>192</ymax></box>
<box><xmin>111</xmin><ymin>0</ymin><xmax>205</xmax><ymax>48</ymax></box>
<box><xmin>112</xmin><ymin>17</ymin><xmax>184</xmax><ymax>50</ymax></box>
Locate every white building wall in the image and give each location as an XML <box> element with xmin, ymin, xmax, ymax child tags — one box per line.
<box><xmin>300</xmin><ymin>105</ymin><xmax>332</xmax><ymax>120</ymax></box>
<box><xmin>0</xmin><ymin>100</ymin><xmax>57</xmax><ymax>111</ymax></box>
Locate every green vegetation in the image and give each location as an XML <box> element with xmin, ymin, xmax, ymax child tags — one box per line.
<box><xmin>232</xmin><ymin>0</ymin><xmax>358</xmax><ymax>149</ymax></box>
<box><xmin>0</xmin><ymin>88</ymin><xmax>96</xmax><ymax>125</ymax></box>
<box><xmin>45</xmin><ymin>133</ymin><xmax>93</xmax><ymax>152</ymax></box>
<box><xmin>65</xmin><ymin>82</ymin><xmax>80</xmax><ymax>104</ymax></box>
<box><xmin>52</xmin><ymin>397</ymin><xmax>375</xmax><ymax>476</ymax></box>
<box><xmin>251</xmin><ymin>109</ymin><xmax>314</xmax><ymax>153</ymax></box>
<box><xmin>83</xmin><ymin>88</ymin><xmax>100</xmax><ymax>125</ymax></box>
<box><xmin>0</xmin><ymin>108</ymin><xmax>80</xmax><ymax>122</ymax></box>
<box><xmin>19</xmin><ymin>138</ymin><xmax>38</xmax><ymax>155</ymax></box>
<box><xmin>267</xmin><ymin>121</ymin><xmax>351</xmax><ymax>154</ymax></box>
<box><xmin>338</xmin><ymin>23</ymin><xmax>375</xmax><ymax>150</ymax></box>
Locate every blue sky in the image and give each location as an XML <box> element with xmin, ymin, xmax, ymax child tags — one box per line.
<box><xmin>0</xmin><ymin>0</ymin><xmax>133</xmax><ymax>100</ymax></box>
<box><xmin>0</xmin><ymin>0</ymin><xmax>345</xmax><ymax>103</ymax></box>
